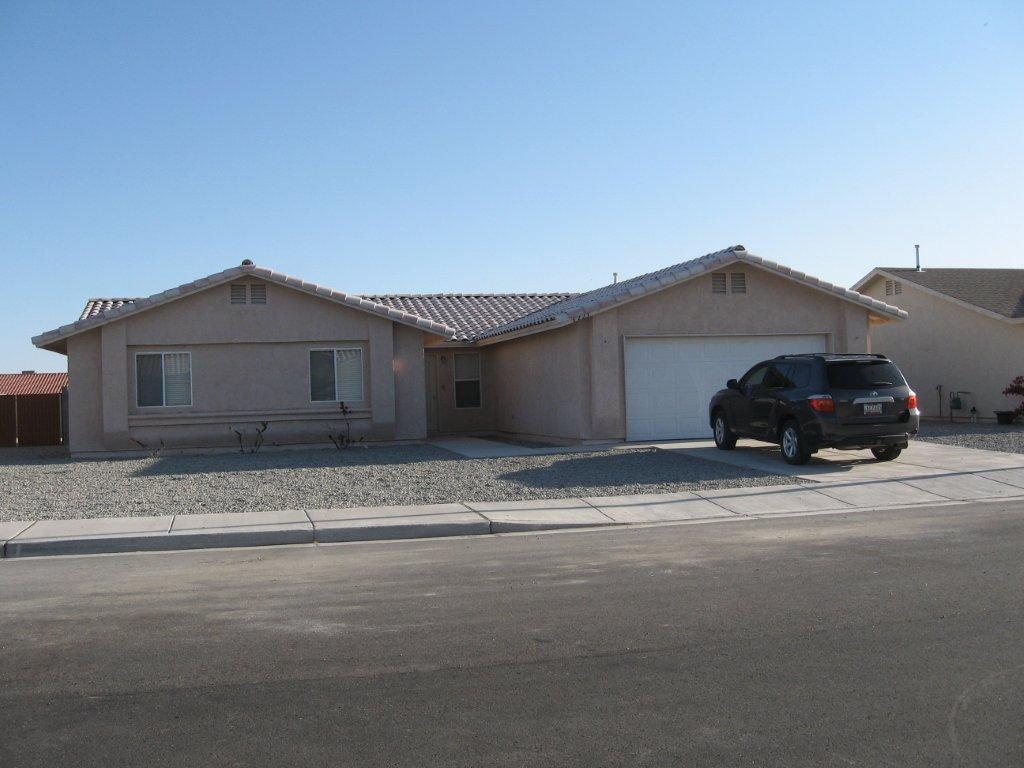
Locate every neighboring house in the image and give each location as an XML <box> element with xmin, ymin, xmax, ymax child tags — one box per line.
<box><xmin>33</xmin><ymin>246</ymin><xmax>905</xmax><ymax>455</ymax></box>
<box><xmin>854</xmin><ymin>267</ymin><xmax>1024</xmax><ymax>421</ymax></box>
<box><xmin>0</xmin><ymin>371</ymin><xmax>69</xmax><ymax>447</ymax></box>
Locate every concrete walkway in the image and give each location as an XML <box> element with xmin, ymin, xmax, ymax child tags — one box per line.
<box><xmin>3</xmin><ymin>440</ymin><xmax>1023</xmax><ymax>560</ymax></box>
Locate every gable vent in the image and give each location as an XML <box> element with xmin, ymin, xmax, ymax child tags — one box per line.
<box><xmin>894</xmin><ymin>281</ymin><xmax>902</xmax><ymax>295</ymax></box>
<box><xmin>730</xmin><ymin>272</ymin><xmax>747</xmax><ymax>294</ymax></box>
<box><xmin>711</xmin><ymin>272</ymin><xmax>727</xmax><ymax>294</ymax></box>
<box><xmin>885</xmin><ymin>279</ymin><xmax>895</xmax><ymax>296</ymax></box>
<box><xmin>230</xmin><ymin>284</ymin><xmax>247</xmax><ymax>304</ymax></box>
<box><xmin>249</xmin><ymin>283</ymin><xmax>267</xmax><ymax>304</ymax></box>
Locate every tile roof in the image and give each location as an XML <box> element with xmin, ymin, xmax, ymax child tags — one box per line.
<box><xmin>80</xmin><ymin>299</ymin><xmax>137</xmax><ymax>320</ymax></box>
<box><xmin>880</xmin><ymin>268</ymin><xmax>1024</xmax><ymax>320</ymax></box>
<box><xmin>0</xmin><ymin>372</ymin><xmax>68</xmax><ymax>396</ymax></box>
<box><xmin>35</xmin><ymin>247</ymin><xmax>906</xmax><ymax>351</ymax></box>
<box><xmin>364</xmin><ymin>293</ymin><xmax>574</xmax><ymax>341</ymax></box>
<box><xmin>476</xmin><ymin>245</ymin><xmax>907</xmax><ymax>340</ymax></box>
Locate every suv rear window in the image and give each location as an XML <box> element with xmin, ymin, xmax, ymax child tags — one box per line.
<box><xmin>826</xmin><ymin>361</ymin><xmax>906</xmax><ymax>389</ymax></box>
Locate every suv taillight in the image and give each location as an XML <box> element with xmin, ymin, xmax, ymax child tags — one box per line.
<box><xmin>907</xmin><ymin>392</ymin><xmax>918</xmax><ymax>410</ymax></box>
<box><xmin>808</xmin><ymin>394</ymin><xmax>835</xmax><ymax>413</ymax></box>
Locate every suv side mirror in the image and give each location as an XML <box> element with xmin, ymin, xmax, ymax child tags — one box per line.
<box><xmin>727</xmin><ymin>379</ymin><xmax>740</xmax><ymax>391</ymax></box>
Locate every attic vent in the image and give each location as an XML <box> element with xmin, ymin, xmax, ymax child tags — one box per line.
<box><xmin>885</xmin><ymin>279</ymin><xmax>902</xmax><ymax>296</ymax></box>
<box><xmin>249</xmin><ymin>283</ymin><xmax>267</xmax><ymax>304</ymax></box>
<box><xmin>894</xmin><ymin>281</ymin><xmax>902</xmax><ymax>295</ymax></box>
<box><xmin>711</xmin><ymin>272</ymin><xmax>727</xmax><ymax>294</ymax></box>
<box><xmin>230</xmin><ymin>284</ymin><xmax>247</xmax><ymax>304</ymax></box>
<box><xmin>730</xmin><ymin>272</ymin><xmax>747</xmax><ymax>294</ymax></box>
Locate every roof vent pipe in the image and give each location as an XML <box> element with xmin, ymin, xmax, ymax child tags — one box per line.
<box><xmin>613</xmin><ymin>272</ymin><xmax>618</xmax><ymax>283</ymax></box>
<box><xmin>914</xmin><ymin>244</ymin><xmax>921</xmax><ymax>271</ymax></box>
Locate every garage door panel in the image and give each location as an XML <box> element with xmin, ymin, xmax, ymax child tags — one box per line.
<box><xmin>625</xmin><ymin>335</ymin><xmax>828</xmax><ymax>441</ymax></box>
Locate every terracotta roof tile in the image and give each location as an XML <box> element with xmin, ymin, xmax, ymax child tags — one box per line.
<box><xmin>0</xmin><ymin>372</ymin><xmax>68</xmax><ymax>396</ymax></box>
<box><xmin>364</xmin><ymin>294</ymin><xmax>574</xmax><ymax>341</ymax></box>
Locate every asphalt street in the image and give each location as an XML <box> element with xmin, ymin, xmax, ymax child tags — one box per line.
<box><xmin>2</xmin><ymin>501</ymin><xmax>1024</xmax><ymax>767</ymax></box>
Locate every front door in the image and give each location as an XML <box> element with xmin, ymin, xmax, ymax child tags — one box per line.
<box><xmin>424</xmin><ymin>354</ymin><xmax>440</xmax><ymax>434</ymax></box>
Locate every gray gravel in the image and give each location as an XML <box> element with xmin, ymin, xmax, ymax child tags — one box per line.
<box><xmin>915</xmin><ymin>421</ymin><xmax>1024</xmax><ymax>454</ymax></box>
<box><xmin>0</xmin><ymin>444</ymin><xmax>792</xmax><ymax>522</ymax></box>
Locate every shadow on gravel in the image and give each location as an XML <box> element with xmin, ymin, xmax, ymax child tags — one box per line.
<box><xmin>498</xmin><ymin>449</ymin><xmax>784</xmax><ymax>490</ymax></box>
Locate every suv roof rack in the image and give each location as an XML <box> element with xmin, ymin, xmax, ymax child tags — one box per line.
<box><xmin>773</xmin><ymin>352</ymin><xmax>888</xmax><ymax>360</ymax></box>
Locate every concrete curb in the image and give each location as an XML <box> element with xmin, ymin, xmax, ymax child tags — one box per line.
<box><xmin>4</xmin><ymin>488</ymin><xmax>1024</xmax><ymax>560</ymax></box>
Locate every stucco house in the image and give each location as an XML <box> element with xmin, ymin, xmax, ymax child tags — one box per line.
<box><xmin>33</xmin><ymin>245</ymin><xmax>906</xmax><ymax>455</ymax></box>
<box><xmin>854</xmin><ymin>267</ymin><xmax>1024</xmax><ymax>420</ymax></box>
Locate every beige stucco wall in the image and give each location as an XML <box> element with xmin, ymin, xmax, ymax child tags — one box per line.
<box><xmin>66</xmin><ymin>329</ymin><xmax>105</xmax><ymax>453</ymax></box>
<box><xmin>488</xmin><ymin>323</ymin><xmax>591</xmax><ymax>441</ymax></box>
<box><xmin>63</xmin><ymin>278</ymin><xmax>427</xmax><ymax>453</ymax></box>
<box><xmin>489</xmin><ymin>262</ymin><xmax>876</xmax><ymax>441</ymax></box>
<box><xmin>861</xmin><ymin>275</ymin><xmax>1023</xmax><ymax>419</ymax></box>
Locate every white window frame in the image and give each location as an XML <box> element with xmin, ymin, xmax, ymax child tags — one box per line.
<box><xmin>134</xmin><ymin>351</ymin><xmax>193</xmax><ymax>408</ymax></box>
<box><xmin>453</xmin><ymin>352</ymin><xmax>482</xmax><ymax>410</ymax></box>
<box><xmin>309</xmin><ymin>347</ymin><xmax>365</xmax><ymax>404</ymax></box>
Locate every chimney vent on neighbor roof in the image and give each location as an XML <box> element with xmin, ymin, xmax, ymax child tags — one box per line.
<box><xmin>21</xmin><ymin>370</ymin><xmax>35</xmax><ymax>375</ymax></box>
<box><xmin>914</xmin><ymin>244</ymin><xmax>922</xmax><ymax>271</ymax></box>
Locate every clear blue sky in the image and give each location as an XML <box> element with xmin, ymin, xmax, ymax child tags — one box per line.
<box><xmin>2</xmin><ymin>1</ymin><xmax>1021</xmax><ymax>372</ymax></box>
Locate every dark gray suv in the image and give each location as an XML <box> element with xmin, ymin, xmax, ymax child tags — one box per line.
<box><xmin>708</xmin><ymin>353</ymin><xmax>920</xmax><ymax>465</ymax></box>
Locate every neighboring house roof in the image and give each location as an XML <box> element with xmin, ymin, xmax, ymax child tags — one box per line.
<box><xmin>476</xmin><ymin>245</ymin><xmax>907</xmax><ymax>341</ymax></box>
<box><xmin>32</xmin><ymin>263</ymin><xmax>462</xmax><ymax>352</ymax></box>
<box><xmin>35</xmin><ymin>247</ymin><xmax>906</xmax><ymax>352</ymax></box>
<box><xmin>364</xmin><ymin>293</ymin><xmax>574</xmax><ymax>341</ymax></box>
<box><xmin>853</xmin><ymin>267</ymin><xmax>1024</xmax><ymax>323</ymax></box>
<box><xmin>0</xmin><ymin>372</ymin><xmax>68</xmax><ymax>396</ymax></box>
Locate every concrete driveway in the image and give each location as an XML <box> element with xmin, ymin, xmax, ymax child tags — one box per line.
<box><xmin>650</xmin><ymin>438</ymin><xmax>1024</xmax><ymax>506</ymax></box>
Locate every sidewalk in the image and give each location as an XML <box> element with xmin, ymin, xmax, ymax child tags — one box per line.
<box><xmin>5</xmin><ymin>470</ymin><xmax>1024</xmax><ymax>558</ymax></box>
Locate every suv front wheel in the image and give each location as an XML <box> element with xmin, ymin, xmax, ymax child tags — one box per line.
<box><xmin>713</xmin><ymin>411</ymin><xmax>737</xmax><ymax>450</ymax></box>
<box><xmin>780</xmin><ymin>421</ymin><xmax>812</xmax><ymax>465</ymax></box>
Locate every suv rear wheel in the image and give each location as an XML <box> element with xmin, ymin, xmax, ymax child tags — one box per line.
<box><xmin>780</xmin><ymin>421</ymin><xmax>812</xmax><ymax>465</ymax></box>
<box><xmin>713</xmin><ymin>411</ymin><xmax>737</xmax><ymax>450</ymax></box>
<box><xmin>871</xmin><ymin>446</ymin><xmax>902</xmax><ymax>461</ymax></box>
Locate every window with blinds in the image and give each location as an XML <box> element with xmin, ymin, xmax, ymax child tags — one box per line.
<box><xmin>310</xmin><ymin>348</ymin><xmax>365</xmax><ymax>403</ymax></box>
<box><xmin>136</xmin><ymin>352</ymin><xmax>192</xmax><ymax>407</ymax></box>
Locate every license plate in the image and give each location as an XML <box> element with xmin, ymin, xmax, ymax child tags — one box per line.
<box><xmin>863</xmin><ymin>403</ymin><xmax>883</xmax><ymax>416</ymax></box>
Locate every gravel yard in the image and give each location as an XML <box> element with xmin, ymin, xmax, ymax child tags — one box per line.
<box><xmin>0</xmin><ymin>444</ymin><xmax>793</xmax><ymax>522</ymax></box>
<box><xmin>915</xmin><ymin>421</ymin><xmax>1024</xmax><ymax>454</ymax></box>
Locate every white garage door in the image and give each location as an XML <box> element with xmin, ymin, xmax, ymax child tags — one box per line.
<box><xmin>624</xmin><ymin>335</ymin><xmax>828</xmax><ymax>440</ymax></box>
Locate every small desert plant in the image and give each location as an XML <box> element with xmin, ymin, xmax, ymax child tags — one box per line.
<box><xmin>1003</xmin><ymin>375</ymin><xmax>1024</xmax><ymax>417</ymax></box>
<box><xmin>130</xmin><ymin>437</ymin><xmax>165</xmax><ymax>458</ymax></box>
<box><xmin>328</xmin><ymin>401</ymin><xmax>364</xmax><ymax>449</ymax></box>
<box><xmin>231</xmin><ymin>422</ymin><xmax>269</xmax><ymax>454</ymax></box>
